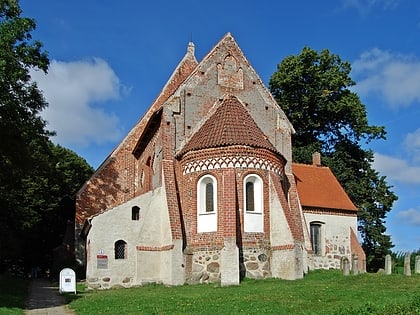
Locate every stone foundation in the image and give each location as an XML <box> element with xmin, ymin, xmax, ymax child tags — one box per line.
<box><xmin>242</xmin><ymin>249</ymin><xmax>271</xmax><ymax>279</ymax></box>
<box><xmin>312</xmin><ymin>254</ymin><xmax>352</xmax><ymax>270</ymax></box>
<box><xmin>187</xmin><ymin>250</ymin><xmax>221</xmax><ymax>284</ymax></box>
<box><xmin>186</xmin><ymin>248</ymin><xmax>271</xmax><ymax>284</ymax></box>
<box><xmin>87</xmin><ymin>276</ymin><xmax>134</xmax><ymax>289</ymax></box>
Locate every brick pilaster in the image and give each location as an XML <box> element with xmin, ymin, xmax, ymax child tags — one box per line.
<box><xmin>222</xmin><ymin>169</ymin><xmax>237</xmax><ymax>238</ymax></box>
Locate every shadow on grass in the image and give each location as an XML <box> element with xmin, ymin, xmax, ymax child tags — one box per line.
<box><xmin>0</xmin><ymin>274</ymin><xmax>30</xmax><ymax>314</ymax></box>
<box><xmin>61</xmin><ymin>285</ymin><xmax>85</xmax><ymax>304</ymax></box>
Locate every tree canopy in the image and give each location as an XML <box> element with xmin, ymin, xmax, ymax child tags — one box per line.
<box><xmin>269</xmin><ymin>47</ymin><xmax>398</xmax><ymax>271</ymax></box>
<box><xmin>0</xmin><ymin>0</ymin><xmax>94</xmax><ymax>274</ymax></box>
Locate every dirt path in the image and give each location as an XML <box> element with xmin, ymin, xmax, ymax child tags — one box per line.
<box><xmin>25</xmin><ymin>279</ymin><xmax>76</xmax><ymax>315</ymax></box>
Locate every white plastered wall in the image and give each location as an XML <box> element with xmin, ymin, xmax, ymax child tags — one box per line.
<box><xmin>304</xmin><ymin>212</ymin><xmax>357</xmax><ymax>270</ymax></box>
<box><xmin>86</xmin><ymin>186</ymin><xmax>173</xmax><ymax>288</ymax></box>
<box><xmin>269</xmin><ymin>178</ymin><xmax>299</xmax><ymax>279</ymax></box>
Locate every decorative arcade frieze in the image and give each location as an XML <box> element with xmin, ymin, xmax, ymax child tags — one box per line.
<box><xmin>183</xmin><ymin>155</ymin><xmax>283</xmax><ymax>175</ymax></box>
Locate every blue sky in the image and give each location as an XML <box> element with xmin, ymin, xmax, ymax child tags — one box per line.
<box><xmin>21</xmin><ymin>0</ymin><xmax>419</xmax><ymax>252</ymax></box>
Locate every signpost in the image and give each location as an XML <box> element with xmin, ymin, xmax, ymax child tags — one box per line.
<box><xmin>97</xmin><ymin>254</ymin><xmax>108</xmax><ymax>269</ymax></box>
<box><xmin>59</xmin><ymin>268</ymin><xmax>76</xmax><ymax>294</ymax></box>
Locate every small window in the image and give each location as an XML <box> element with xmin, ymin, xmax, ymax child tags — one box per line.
<box><xmin>198</xmin><ymin>175</ymin><xmax>217</xmax><ymax>215</ymax></box>
<box><xmin>132</xmin><ymin>206</ymin><xmax>140</xmax><ymax>220</ymax></box>
<box><xmin>205</xmin><ymin>182</ymin><xmax>214</xmax><ymax>212</ymax></box>
<box><xmin>197</xmin><ymin>175</ymin><xmax>217</xmax><ymax>232</ymax></box>
<box><xmin>245</xmin><ymin>181</ymin><xmax>255</xmax><ymax>212</ymax></box>
<box><xmin>115</xmin><ymin>240</ymin><xmax>127</xmax><ymax>259</ymax></box>
<box><xmin>310</xmin><ymin>222</ymin><xmax>323</xmax><ymax>255</ymax></box>
<box><xmin>244</xmin><ymin>174</ymin><xmax>262</xmax><ymax>213</ymax></box>
<box><xmin>244</xmin><ymin>174</ymin><xmax>263</xmax><ymax>232</ymax></box>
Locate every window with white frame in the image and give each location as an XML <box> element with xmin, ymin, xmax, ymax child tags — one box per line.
<box><xmin>244</xmin><ymin>174</ymin><xmax>263</xmax><ymax>232</ymax></box>
<box><xmin>197</xmin><ymin>174</ymin><xmax>217</xmax><ymax>232</ymax></box>
<box><xmin>310</xmin><ymin>222</ymin><xmax>324</xmax><ymax>256</ymax></box>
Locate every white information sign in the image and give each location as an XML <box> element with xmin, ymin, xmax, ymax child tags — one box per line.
<box><xmin>59</xmin><ymin>268</ymin><xmax>76</xmax><ymax>294</ymax></box>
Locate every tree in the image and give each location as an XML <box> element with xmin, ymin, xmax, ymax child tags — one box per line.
<box><xmin>0</xmin><ymin>0</ymin><xmax>94</xmax><ymax>273</ymax></box>
<box><xmin>0</xmin><ymin>0</ymin><xmax>50</xmax><ymax>168</ymax></box>
<box><xmin>0</xmin><ymin>0</ymin><xmax>51</xmax><ymax>271</ymax></box>
<box><xmin>269</xmin><ymin>47</ymin><xmax>398</xmax><ymax>271</ymax></box>
<box><xmin>20</xmin><ymin>143</ymin><xmax>94</xmax><ymax>275</ymax></box>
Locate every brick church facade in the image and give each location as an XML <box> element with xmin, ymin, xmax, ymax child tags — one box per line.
<box><xmin>75</xmin><ymin>33</ymin><xmax>365</xmax><ymax>289</ymax></box>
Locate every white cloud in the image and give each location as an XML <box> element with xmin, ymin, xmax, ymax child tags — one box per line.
<box><xmin>397</xmin><ymin>208</ymin><xmax>420</xmax><ymax>226</ymax></box>
<box><xmin>373</xmin><ymin>152</ymin><xmax>420</xmax><ymax>184</ymax></box>
<box><xmin>341</xmin><ymin>0</ymin><xmax>399</xmax><ymax>14</ymax></box>
<box><xmin>31</xmin><ymin>58</ymin><xmax>125</xmax><ymax>147</ymax></box>
<box><xmin>352</xmin><ymin>48</ymin><xmax>420</xmax><ymax>108</ymax></box>
<box><xmin>404</xmin><ymin>129</ymin><xmax>420</xmax><ymax>162</ymax></box>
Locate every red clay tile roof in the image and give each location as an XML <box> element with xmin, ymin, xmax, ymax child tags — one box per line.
<box><xmin>293</xmin><ymin>163</ymin><xmax>357</xmax><ymax>211</ymax></box>
<box><xmin>177</xmin><ymin>95</ymin><xmax>278</xmax><ymax>157</ymax></box>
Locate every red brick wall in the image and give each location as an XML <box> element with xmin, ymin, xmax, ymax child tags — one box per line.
<box><xmin>177</xmin><ymin>145</ymin><xmax>286</xmax><ymax>251</ymax></box>
<box><xmin>75</xmin><ymin>127</ymin><xmax>162</xmax><ymax>226</ymax></box>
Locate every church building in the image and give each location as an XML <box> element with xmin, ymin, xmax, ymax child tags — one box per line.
<box><xmin>75</xmin><ymin>33</ymin><xmax>365</xmax><ymax>289</ymax></box>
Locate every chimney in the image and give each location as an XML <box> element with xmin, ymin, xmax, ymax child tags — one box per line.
<box><xmin>312</xmin><ymin>152</ymin><xmax>321</xmax><ymax>166</ymax></box>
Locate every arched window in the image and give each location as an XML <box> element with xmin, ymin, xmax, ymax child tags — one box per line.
<box><xmin>205</xmin><ymin>182</ymin><xmax>214</xmax><ymax>212</ymax></box>
<box><xmin>197</xmin><ymin>175</ymin><xmax>217</xmax><ymax>232</ymax></box>
<box><xmin>132</xmin><ymin>206</ymin><xmax>140</xmax><ymax>220</ymax></box>
<box><xmin>310</xmin><ymin>222</ymin><xmax>324</xmax><ymax>256</ymax></box>
<box><xmin>244</xmin><ymin>174</ymin><xmax>263</xmax><ymax>232</ymax></box>
<box><xmin>114</xmin><ymin>240</ymin><xmax>127</xmax><ymax>259</ymax></box>
<box><xmin>245</xmin><ymin>181</ymin><xmax>255</xmax><ymax>212</ymax></box>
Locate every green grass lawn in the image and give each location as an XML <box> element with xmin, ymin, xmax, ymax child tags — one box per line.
<box><xmin>67</xmin><ymin>271</ymin><xmax>420</xmax><ymax>315</ymax></box>
<box><xmin>1</xmin><ymin>271</ymin><xmax>419</xmax><ymax>314</ymax></box>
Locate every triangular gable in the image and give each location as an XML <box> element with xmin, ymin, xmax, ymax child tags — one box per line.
<box><xmin>176</xmin><ymin>33</ymin><xmax>295</xmax><ymax>133</ymax></box>
<box><xmin>78</xmin><ymin>33</ymin><xmax>293</xmax><ymax>196</ymax></box>
<box><xmin>125</xmin><ymin>33</ymin><xmax>293</xmax><ymax>164</ymax></box>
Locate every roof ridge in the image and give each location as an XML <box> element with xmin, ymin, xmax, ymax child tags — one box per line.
<box><xmin>293</xmin><ymin>163</ymin><xmax>329</xmax><ymax>168</ymax></box>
